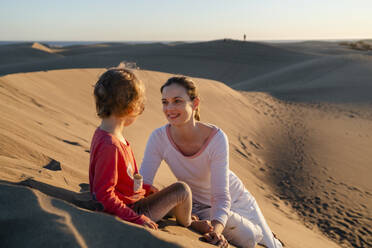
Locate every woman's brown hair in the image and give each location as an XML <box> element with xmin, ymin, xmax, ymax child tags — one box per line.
<box><xmin>160</xmin><ymin>76</ymin><xmax>200</xmax><ymax>121</ymax></box>
<box><xmin>94</xmin><ymin>68</ymin><xmax>145</xmax><ymax>118</ymax></box>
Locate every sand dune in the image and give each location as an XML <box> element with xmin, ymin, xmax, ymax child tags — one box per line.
<box><xmin>0</xmin><ymin>42</ymin><xmax>63</xmax><ymax>66</ymax></box>
<box><xmin>270</xmin><ymin>41</ymin><xmax>369</xmax><ymax>56</ymax></box>
<box><xmin>233</xmin><ymin>54</ymin><xmax>372</xmax><ymax>104</ymax></box>
<box><xmin>31</xmin><ymin>42</ymin><xmax>59</xmax><ymax>54</ymax></box>
<box><xmin>0</xmin><ymin>40</ymin><xmax>371</xmax><ymax>247</ymax></box>
<box><xmin>0</xmin><ymin>40</ymin><xmax>316</xmax><ymax>84</ymax></box>
<box><xmin>0</xmin><ymin>181</ymin><xmax>192</xmax><ymax>248</ymax></box>
<box><xmin>0</xmin><ymin>68</ymin><xmax>344</xmax><ymax>248</ymax></box>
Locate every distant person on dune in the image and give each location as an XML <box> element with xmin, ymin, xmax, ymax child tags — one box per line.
<box><xmin>140</xmin><ymin>76</ymin><xmax>284</xmax><ymax>248</ymax></box>
<box><xmin>89</xmin><ymin>68</ymin><xmax>200</xmax><ymax>230</ymax></box>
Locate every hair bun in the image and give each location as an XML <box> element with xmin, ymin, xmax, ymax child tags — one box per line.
<box><xmin>95</xmin><ymin>82</ymin><xmax>106</xmax><ymax>98</ymax></box>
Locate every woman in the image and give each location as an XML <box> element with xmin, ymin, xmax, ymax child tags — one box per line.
<box><xmin>140</xmin><ymin>76</ymin><xmax>283</xmax><ymax>248</ymax></box>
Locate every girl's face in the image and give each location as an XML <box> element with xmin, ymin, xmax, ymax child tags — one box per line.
<box><xmin>123</xmin><ymin>114</ymin><xmax>138</xmax><ymax>127</ymax></box>
<box><xmin>122</xmin><ymin>102</ymin><xmax>144</xmax><ymax>127</ymax></box>
<box><xmin>161</xmin><ymin>84</ymin><xmax>198</xmax><ymax>126</ymax></box>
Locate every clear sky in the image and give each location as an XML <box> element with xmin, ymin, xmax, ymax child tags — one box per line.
<box><xmin>1</xmin><ymin>0</ymin><xmax>371</xmax><ymax>41</ymax></box>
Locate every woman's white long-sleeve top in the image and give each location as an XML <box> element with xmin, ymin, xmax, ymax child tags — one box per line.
<box><xmin>140</xmin><ymin>125</ymin><xmax>247</xmax><ymax>226</ymax></box>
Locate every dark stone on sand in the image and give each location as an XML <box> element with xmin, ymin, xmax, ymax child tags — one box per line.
<box><xmin>79</xmin><ymin>183</ymin><xmax>90</xmax><ymax>192</ymax></box>
<box><xmin>44</xmin><ymin>159</ymin><xmax>61</xmax><ymax>171</ymax></box>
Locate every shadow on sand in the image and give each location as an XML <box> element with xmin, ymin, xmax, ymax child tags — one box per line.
<box><xmin>4</xmin><ymin>178</ymin><xmax>101</xmax><ymax>211</ymax></box>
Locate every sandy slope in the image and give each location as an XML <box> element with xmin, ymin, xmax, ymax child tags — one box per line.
<box><xmin>0</xmin><ymin>67</ymin><xmax>361</xmax><ymax>248</ymax></box>
<box><xmin>0</xmin><ymin>39</ymin><xmax>371</xmax><ymax>247</ymax></box>
<box><xmin>233</xmin><ymin>54</ymin><xmax>372</xmax><ymax>104</ymax></box>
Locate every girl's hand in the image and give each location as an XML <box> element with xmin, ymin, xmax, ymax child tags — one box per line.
<box><xmin>191</xmin><ymin>214</ymin><xmax>199</xmax><ymax>221</ymax></box>
<box><xmin>142</xmin><ymin>219</ymin><xmax>158</xmax><ymax>230</ymax></box>
<box><xmin>203</xmin><ymin>231</ymin><xmax>229</xmax><ymax>248</ymax></box>
<box><xmin>148</xmin><ymin>185</ymin><xmax>159</xmax><ymax>195</ymax></box>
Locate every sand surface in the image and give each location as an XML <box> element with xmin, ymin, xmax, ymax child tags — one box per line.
<box><xmin>0</xmin><ymin>40</ymin><xmax>371</xmax><ymax>248</ymax></box>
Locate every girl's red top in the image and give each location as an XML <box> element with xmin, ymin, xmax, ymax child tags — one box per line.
<box><xmin>89</xmin><ymin>128</ymin><xmax>152</xmax><ymax>225</ymax></box>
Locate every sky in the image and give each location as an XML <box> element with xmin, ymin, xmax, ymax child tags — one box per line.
<box><xmin>1</xmin><ymin>0</ymin><xmax>371</xmax><ymax>41</ymax></box>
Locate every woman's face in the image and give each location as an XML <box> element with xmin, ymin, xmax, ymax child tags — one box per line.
<box><xmin>161</xmin><ymin>84</ymin><xmax>196</xmax><ymax>126</ymax></box>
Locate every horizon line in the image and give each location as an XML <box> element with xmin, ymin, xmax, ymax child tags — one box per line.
<box><xmin>1</xmin><ymin>37</ymin><xmax>371</xmax><ymax>43</ymax></box>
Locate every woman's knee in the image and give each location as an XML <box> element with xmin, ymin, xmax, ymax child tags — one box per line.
<box><xmin>224</xmin><ymin>212</ymin><xmax>263</xmax><ymax>248</ymax></box>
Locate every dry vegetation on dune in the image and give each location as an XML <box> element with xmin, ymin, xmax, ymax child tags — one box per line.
<box><xmin>340</xmin><ymin>40</ymin><xmax>372</xmax><ymax>51</ymax></box>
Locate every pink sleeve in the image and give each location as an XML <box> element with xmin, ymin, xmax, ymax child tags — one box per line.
<box><xmin>210</xmin><ymin>131</ymin><xmax>231</xmax><ymax>226</ymax></box>
<box><xmin>92</xmin><ymin>144</ymin><xmax>150</xmax><ymax>225</ymax></box>
<box><xmin>140</xmin><ymin>130</ymin><xmax>163</xmax><ymax>185</ymax></box>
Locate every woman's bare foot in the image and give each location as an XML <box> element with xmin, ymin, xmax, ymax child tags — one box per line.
<box><xmin>190</xmin><ymin>219</ymin><xmax>213</xmax><ymax>234</ymax></box>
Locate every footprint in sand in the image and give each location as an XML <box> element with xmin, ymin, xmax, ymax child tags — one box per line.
<box><xmin>249</xmin><ymin>140</ymin><xmax>263</xmax><ymax>150</ymax></box>
<box><xmin>31</xmin><ymin>98</ymin><xmax>43</xmax><ymax>108</ymax></box>
<box><xmin>58</xmin><ymin>138</ymin><xmax>90</xmax><ymax>154</ymax></box>
<box><xmin>62</xmin><ymin>139</ymin><xmax>82</xmax><ymax>146</ymax></box>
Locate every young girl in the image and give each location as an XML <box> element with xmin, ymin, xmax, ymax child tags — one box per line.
<box><xmin>140</xmin><ymin>76</ymin><xmax>284</xmax><ymax>248</ymax></box>
<box><xmin>89</xmin><ymin>68</ymin><xmax>194</xmax><ymax>229</ymax></box>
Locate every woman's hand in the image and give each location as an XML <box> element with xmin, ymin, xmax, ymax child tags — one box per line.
<box><xmin>201</xmin><ymin>219</ymin><xmax>228</xmax><ymax>247</ymax></box>
<box><xmin>203</xmin><ymin>231</ymin><xmax>229</xmax><ymax>248</ymax></box>
<box><xmin>202</xmin><ymin>219</ymin><xmax>229</xmax><ymax>247</ymax></box>
<box><xmin>142</xmin><ymin>219</ymin><xmax>158</xmax><ymax>230</ymax></box>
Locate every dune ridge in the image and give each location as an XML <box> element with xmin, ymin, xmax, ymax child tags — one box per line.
<box><xmin>0</xmin><ymin>42</ymin><xmax>63</xmax><ymax>67</ymax></box>
<box><xmin>31</xmin><ymin>42</ymin><xmax>58</xmax><ymax>54</ymax></box>
<box><xmin>0</xmin><ymin>40</ymin><xmax>316</xmax><ymax>82</ymax></box>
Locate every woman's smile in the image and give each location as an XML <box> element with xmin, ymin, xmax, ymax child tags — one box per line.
<box><xmin>167</xmin><ymin>113</ymin><xmax>181</xmax><ymax>119</ymax></box>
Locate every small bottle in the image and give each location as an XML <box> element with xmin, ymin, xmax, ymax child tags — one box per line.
<box><xmin>133</xmin><ymin>173</ymin><xmax>143</xmax><ymax>192</ymax></box>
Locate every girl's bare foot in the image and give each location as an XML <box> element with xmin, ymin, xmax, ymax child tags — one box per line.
<box><xmin>190</xmin><ymin>219</ymin><xmax>213</xmax><ymax>234</ymax></box>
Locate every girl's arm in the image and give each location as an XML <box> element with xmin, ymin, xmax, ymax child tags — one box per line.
<box><xmin>140</xmin><ymin>131</ymin><xmax>163</xmax><ymax>192</ymax></box>
<box><xmin>92</xmin><ymin>144</ymin><xmax>151</xmax><ymax>225</ymax></box>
